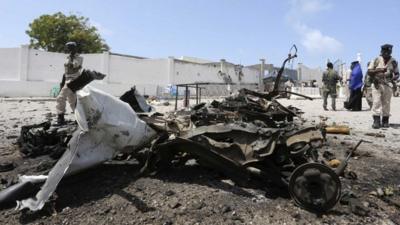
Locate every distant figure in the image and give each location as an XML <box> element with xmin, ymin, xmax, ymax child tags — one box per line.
<box><xmin>363</xmin><ymin>61</ymin><xmax>373</xmax><ymax>109</ymax></box>
<box><xmin>342</xmin><ymin>67</ymin><xmax>351</xmax><ymax>102</ymax></box>
<box><xmin>284</xmin><ymin>79</ymin><xmax>294</xmax><ymax>99</ymax></box>
<box><xmin>322</xmin><ymin>62</ymin><xmax>341</xmax><ymax>111</ymax></box>
<box><xmin>368</xmin><ymin>44</ymin><xmax>399</xmax><ymax>128</ymax></box>
<box><xmin>311</xmin><ymin>79</ymin><xmax>318</xmax><ymax>88</ymax></box>
<box><xmin>345</xmin><ymin>61</ymin><xmax>363</xmax><ymax>111</ymax></box>
<box><xmin>284</xmin><ymin>79</ymin><xmax>294</xmax><ymax>90</ymax></box>
<box><xmin>56</xmin><ymin>42</ymin><xmax>83</xmax><ymax>125</ymax></box>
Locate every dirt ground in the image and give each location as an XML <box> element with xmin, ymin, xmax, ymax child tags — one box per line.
<box><xmin>0</xmin><ymin>96</ymin><xmax>400</xmax><ymax>225</ymax></box>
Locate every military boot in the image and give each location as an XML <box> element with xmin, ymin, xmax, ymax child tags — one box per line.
<box><xmin>382</xmin><ymin>116</ymin><xmax>389</xmax><ymax>128</ymax></box>
<box><xmin>372</xmin><ymin>116</ymin><xmax>381</xmax><ymax>129</ymax></box>
<box><xmin>57</xmin><ymin>114</ymin><xmax>65</xmax><ymax>126</ymax></box>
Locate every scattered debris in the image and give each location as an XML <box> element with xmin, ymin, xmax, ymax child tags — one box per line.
<box><xmin>5</xmin><ymin>135</ymin><xmax>18</xmax><ymax>139</ymax></box>
<box><xmin>348</xmin><ymin>198</ymin><xmax>369</xmax><ymax>216</ymax></box>
<box><xmin>328</xmin><ymin>159</ymin><xmax>341</xmax><ymax>168</ymax></box>
<box><xmin>17</xmin><ymin>121</ymin><xmax>76</xmax><ymax>159</ymax></box>
<box><xmin>0</xmin><ymin>162</ymin><xmax>15</xmax><ymax>172</ymax></box>
<box><xmin>325</xmin><ymin>125</ymin><xmax>350</xmax><ymax>135</ymax></box>
<box><xmin>0</xmin><ymin>175</ymin><xmax>45</xmax><ymax>207</ymax></box>
<box><xmin>381</xmin><ymin>196</ymin><xmax>400</xmax><ymax>209</ymax></box>
<box><xmin>335</xmin><ymin>140</ymin><xmax>369</xmax><ymax>176</ymax></box>
<box><xmin>364</xmin><ymin>132</ymin><xmax>386</xmax><ymax>138</ymax></box>
<box><xmin>340</xmin><ymin>190</ymin><xmax>357</xmax><ymax>205</ymax></box>
<box><xmin>120</xmin><ymin>86</ymin><xmax>154</xmax><ymax>113</ymax></box>
<box><xmin>322</xmin><ymin>151</ymin><xmax>336</xmax><ymax>161</ymax></box>
<box><xmin>340</xmin><ymin>190</ymin><xmax>369</xmax><ymax>216</ymax></box>
<box><xmin>344</xmin><ymin>171</ymin><xmax>358</xmax><ymax>180</ymax></box>
<box><xmin>377</xmin><ymin>188</ymin><xmax>385</xmax><ymax>197</ymax></box>
<box><xmin>384</xmin><ymin>186</ymin><xmax>395</xmax><ymax>196</ymax></box>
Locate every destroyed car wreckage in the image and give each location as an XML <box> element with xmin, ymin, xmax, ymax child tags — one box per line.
<box><xmin>0</xmin><ymin>47</ymin><xmax>352</xmax><ymax>213</ymax></box>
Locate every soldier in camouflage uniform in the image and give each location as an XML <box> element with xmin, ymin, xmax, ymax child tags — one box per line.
<box><xmin>368</xmin><ymin>44</ymin><xmax>399</xmax><ymax>129</ymax></box>
<box><xmin>56</xmin><ymin>42</ymin><xmax>83</xmax><ymax>125</ymax></box>
<box><xmin>322</xmin><ymin>62</ymin><xmax>341</xmax><ymax>111</ymax></box>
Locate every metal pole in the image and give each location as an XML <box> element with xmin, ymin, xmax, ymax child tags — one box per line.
<box><xmin>175</xmin><ymin>86</ymin><xmax>178</xmax><ymax>110</ymax></box>
<box><xmin>259</xmin><ymin>59</ymin><xmax>265</xmax><ymax>92</ymax></box>
<box><xmin>196</xmin><ymin>84</ymin><xmax>199</xmax><ymax>104</ymax></box>
<box><xmin>199</xmin><ymin>88</ymin><xmax>202</xmax><ymax>103</ymax></box>
<box><xmin>185</xmin><ymin>86</ymin><xmax>189</xmax><ymax>107</ymax></box>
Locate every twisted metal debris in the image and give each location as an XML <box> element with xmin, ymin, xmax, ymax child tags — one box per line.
<box><xmin>138</xmin><ymin>86</ymin><xmax>340</xmax><ymax>212</ymax></box>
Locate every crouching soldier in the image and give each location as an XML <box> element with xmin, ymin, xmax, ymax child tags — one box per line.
<box><xmin>368</xmin><ymin>44</ymin><xmax>399</xmax><ymax>128</ymax></box>
<box><xmin>56</xmin><ymin>42</ymin><xmax>83</xmax><ymax>125</ymax></box>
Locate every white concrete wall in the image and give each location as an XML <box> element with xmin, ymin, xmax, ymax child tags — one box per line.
<box><xmin>297</xmin><ymin>64</ymin><xmax>323</xmax><ymax>85</ymax></box>
<box><xmin>170</xmin><ymin>60</ymin><xmax>259</xmax><ymax>97</ymax></box>
<box><xmin>295</xmin><ymin>64</ymin><xmax>349</xmax><ymax>98</ymax></box>
<box><xmin>241</xmin><ymin>67</ymin><xmax>259</xmax><ymax>83</ymax></box>
<box><xmin>0</xmin><ymin>46</ymin><xmax>170</xmax><ymax>97</ymax></box>
<box><xmin>28</xmin><ymin>49</ymin><xmax>65</xmax><ymax>82</ymax></box>
<box><xmin>0</xmin><ymin>46</ymin><xmax>259</xmax><ymax>97</ymax></box>
<box><xmin>0</xmin><ymin>48</ymin><xmax>20</xmax><ymax>80</ymax></box>
<box><xmin>0</xmin><ymin>46</ymin><xmax>344</xmax><ymax>99</ymax></box>
<box><xmin>81</xmin><ymin>54</ymin><xmax>103</xmax><ymax>71</ymax></box>
<box><xmin>171</xmin><ymin>60</ymin><xmax>258</xmax><ymax>85</ymax></box>
<box><xmin>108</xmin><ymin>56</ymin><xmax>168</xmax><ymax>95</ymax></box>
<box><xmin>172</xmin><ymin>61</ymin><xmax>221</xmax><ymax>84</ymax></box>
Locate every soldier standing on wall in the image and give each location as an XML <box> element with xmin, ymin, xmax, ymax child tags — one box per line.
<box><xmin>368</xmin><ymin>44</ymin><xmax>399</xmax><ymax>129</ymax></box>
<box><xmin>322</xmin><ymin>62</ymin><xmax>341</xmax><ymax>111</ymax></box>
<box><xmin>55</xmin><ymin>42</ymin><xmax>83</xmax><ymax>125</ymax></box>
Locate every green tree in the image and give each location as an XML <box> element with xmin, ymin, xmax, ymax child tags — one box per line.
<box><xmin>26</xmin><ymin>12</ymin><xmax>109</xmax><ymax>53</ymax></box>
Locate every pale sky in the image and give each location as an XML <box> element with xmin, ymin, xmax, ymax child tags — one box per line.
<box><xmin>0</xmin><ymin>0</ymin><xmax>399</xmax><ymax>68</ymax></box>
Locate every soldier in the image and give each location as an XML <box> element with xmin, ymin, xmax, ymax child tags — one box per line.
<box><xmin>56</xmin><ymin>42</ymin><xmax>83</xmax><ymax>125</ymax></box>
<box><xmin>322</xmin><ymin>62</ymin><xmax>341</xmax><ymax>111</ymax></box>
<box><xmin>368</xmin><ymin>44</ymin><xmax>399</xmax><ymax>129</ymax></box>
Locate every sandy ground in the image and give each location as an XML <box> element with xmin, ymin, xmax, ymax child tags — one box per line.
<box><xmin>278</xmin><ymin>97</ymin><xmax>400</xmax><ymax>160</ymax></box>
<box><xmin>0</xmin><ymin>96</ymin><xmax>400</xmax><ymax>225</ymax></box>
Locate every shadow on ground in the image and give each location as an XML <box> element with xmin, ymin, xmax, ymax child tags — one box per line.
<box><xmin>18</xmin><ymin>163</ymin><xmax>143</xmax><ymax>224</ymax></box>
<box><xmin>16</xmin><ymin>162</ymin><xmax>274</xmax><ymax>224</ymax></box>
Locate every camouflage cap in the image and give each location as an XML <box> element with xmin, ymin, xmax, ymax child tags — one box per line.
<box><xmin>381</xmin><ymin>44</ymin><xmax>393</xmax><ymax>51</ymax></box>
<box><xmin>65</xmin><ymin>42</ymin><xmax>77</xmax><ymax>47</ymax></box>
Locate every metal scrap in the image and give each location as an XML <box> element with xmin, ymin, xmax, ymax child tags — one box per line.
<box><xmin>15</xmin><ymin>86</ymin><xmax>157</xmax><ymax>211</ymax></box>
<box><xmin>136</xmin><ymin>86</ymin><xmax>343</xmax><ymax>212</ymax></box>
<box><xmin>325</xmin><ymin>125</ymin><xmax>350</xmax><ymax>135</ymax></box>
<box><xmin>17</xmin><ymin>121</ymin><xmax>76</xmax><ymax>159</ymax></box>
<box><xmin>0</xmin><ymin>162</ymin><xmax>15</xmax><ymax>172</ymax></box>
<box><xmin>364</xmin><ymin>132</ymin><xmax>386</xmax><ymax>138</ymax></box>
<box><xmin>335</xmin><ymin>139</ymin><xmax>370</xmax><ymax>176</ymax></box>
<box><xmin>120</xmin><ymin>86</ymin><xmax>154</xmax><ymax>113</ymax></box>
